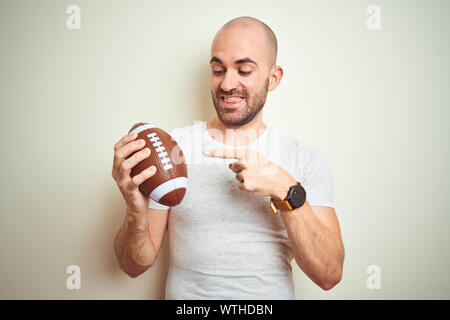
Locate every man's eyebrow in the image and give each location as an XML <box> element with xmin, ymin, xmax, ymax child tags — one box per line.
<box><xmin>235</xmin><ymin>57</ymin><xmax>258</xmax><ymax>66</ymax></box>
<box><xmin>210</xmin><ymin>56</ymin><xmax>258</xmax><ymax>67</ymax></box>
<box><xmin>210</xmin><ymin>56</ymin><xmax>223</xmax><ymax>64</ymax></box>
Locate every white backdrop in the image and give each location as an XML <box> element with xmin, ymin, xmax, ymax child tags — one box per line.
<box><xmin>0</xmin><ymin>0</ymin><xmax>449</xmax><ymax>299</ymax></box>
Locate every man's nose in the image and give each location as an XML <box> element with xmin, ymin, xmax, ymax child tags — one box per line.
<box><xmin>220</xmin><ymin>70</ymin><xmax>240</xmax><ymax>93</ymax></box>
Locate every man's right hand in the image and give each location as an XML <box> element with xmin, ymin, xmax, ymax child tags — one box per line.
<box><xmin>112</xmin><ymin>132</ymin><xmax>157</xmax><ymax>214</ymax></box>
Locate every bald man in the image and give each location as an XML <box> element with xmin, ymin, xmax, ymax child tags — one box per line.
<box><xmin>112</xmin><ymin>16</ymin><xmax>345</xmax><ymax>299</ymax></box>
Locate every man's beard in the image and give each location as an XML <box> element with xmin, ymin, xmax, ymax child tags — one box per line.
<box><xmin>211</xmin><ymin>77</ymin><xmax>270</xmax><ymax>126</ymax></box>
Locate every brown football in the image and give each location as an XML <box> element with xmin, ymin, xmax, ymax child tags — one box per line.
<box><xmin>128</xmin><ymin>122</ymin><xmax>187</xmax><ymax>207</ymax></box>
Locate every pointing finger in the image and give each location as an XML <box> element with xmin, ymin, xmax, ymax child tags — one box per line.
<box><xmin>203</xmin><ymin>148</ymin><xmax>248</xmax><ymax>160</ymax></box>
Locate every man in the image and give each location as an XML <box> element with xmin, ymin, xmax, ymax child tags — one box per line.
<box><xmin>112</xmin><ymin>16</ymin><xmax>344</xmax><ymax>299</ymax></box>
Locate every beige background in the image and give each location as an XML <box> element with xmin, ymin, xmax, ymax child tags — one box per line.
<box><xmin>0</xmin><ymin>0</ymin><xmax>449</xmax><ymax>299</ymax></box>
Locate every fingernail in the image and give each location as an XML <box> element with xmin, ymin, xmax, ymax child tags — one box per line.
<box><xmin>203</xmin><ymin>150</ymin><xmax>210</xmax><ymax>156</ymax></box>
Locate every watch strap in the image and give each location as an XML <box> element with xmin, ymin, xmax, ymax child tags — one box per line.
<box><xmin>270</xmin><ymin>199</ymin><xmax>292</xmax><ymax>214</ymax></box>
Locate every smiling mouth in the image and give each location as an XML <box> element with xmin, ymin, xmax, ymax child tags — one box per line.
<box><xmin>221</xmin><ymin>96</ymin><xmax>245</xmax><ymax>107</ymax></box>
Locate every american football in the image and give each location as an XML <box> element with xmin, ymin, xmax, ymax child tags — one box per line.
<box><xmin>128</xmin><ymin>122</ymin><xmax>187</xmax><ymax>207</ymax></box>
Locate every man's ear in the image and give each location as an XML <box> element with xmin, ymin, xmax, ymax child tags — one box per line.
<box><xmin>268</xmin><ymin>66</ymin><xmax>283</xmax><ymax>92</ymax></box>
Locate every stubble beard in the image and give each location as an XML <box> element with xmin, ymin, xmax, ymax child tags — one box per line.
<box><xmin>211</xmin><ymin>77</ymin><xmax>270</xmax><ymax>127</ymax></box>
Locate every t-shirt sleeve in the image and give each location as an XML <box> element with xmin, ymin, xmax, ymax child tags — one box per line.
<box><xmin>299</xmin><ymin>147</ymin><xmax>334</xmax><ymax>208</ymax></box>
<box><xmin>149</xmin><ymin>198</ymin><xmax>171</xmax><ymax>210</ymax></box>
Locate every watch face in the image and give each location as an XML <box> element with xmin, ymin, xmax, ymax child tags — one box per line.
<box><xmin>290</xmin><ymin>184</ymin><xmax>306</xmax><ymax>208</ymax></box>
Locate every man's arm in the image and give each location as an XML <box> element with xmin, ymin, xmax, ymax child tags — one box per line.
<box><xmin>114</xmin><ymin>207</ymin><xmax>169</xmax><ymax>278</ymax></box>
<box><xmin>278</xmin><ymin>199</ymin><xmax>344</xmax><ymax>290</ymax></box>
<box><xmin>111</xmin><ymin>131</ymin><xmax>170</xmax><ymax>278</ymax></box>
<box><xmin>270</xmin><ymin>153</ymin><xmax>344</xmax><ymax>290</ymax></box>
<box><xmin>203</xmin><ymin>147</ymin><xmax>344</xmax><ymax>289</ymax></box>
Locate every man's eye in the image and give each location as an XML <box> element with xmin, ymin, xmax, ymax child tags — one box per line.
<box><xmin>212</xmin><ymin>70</ymin><xmax>251</xmax><ymax>75</ymax></box>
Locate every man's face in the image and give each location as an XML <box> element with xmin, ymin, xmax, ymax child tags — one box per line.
<box><xmin>210</xmin><ymin>26</ymin><xmax>271</xmax><ymax>126</ymax></box>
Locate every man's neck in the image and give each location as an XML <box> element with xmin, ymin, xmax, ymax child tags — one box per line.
<box><xmin>206</xmin><ymin>115</ymin><xmax>267</xmax><ymax>147</ymax></box>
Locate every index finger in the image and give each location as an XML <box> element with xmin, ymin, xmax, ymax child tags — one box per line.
<box><xmin>114</xmin><ymin>132</ymin><xmax>138</xmax><ymax>151</ymax></box>
<box><xmin>203</xmin><ymin>148</ymin><xmax>249</xmax><ymax>160</ymax></box>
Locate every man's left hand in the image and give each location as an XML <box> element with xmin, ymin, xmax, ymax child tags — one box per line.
<box><xmin>203</xmin><ymin>148</ymin><xmax>297</xmax><ymax>200</ymax></box>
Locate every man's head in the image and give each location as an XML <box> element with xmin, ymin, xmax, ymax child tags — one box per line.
<box><xmin>210</xmin><ymin>16</ymin><xmax>283</xmax><ymax>127</ymax></box>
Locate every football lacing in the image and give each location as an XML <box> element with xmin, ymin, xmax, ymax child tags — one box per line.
<box><xmin>147</xmin><ymin>132</ymin><xmax>173</xmax><ymax>171</ymax></box>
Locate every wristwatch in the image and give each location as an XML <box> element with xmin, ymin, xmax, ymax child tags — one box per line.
<box><xmin>270</xmin><ymin>182</ymin><xmax>306</xmax><ymax>214</ymax></box>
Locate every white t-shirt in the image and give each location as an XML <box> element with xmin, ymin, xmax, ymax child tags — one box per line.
<box><xmin>150</xmin><ymin>121</ymin><xmax>334</xmax><ymax>299</ymax></box>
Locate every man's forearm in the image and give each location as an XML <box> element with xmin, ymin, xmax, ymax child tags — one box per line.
<box><xmin>114</xmin><ymin>209</ymin><xmax>156</xmax><ymax>278</ymax></box>
<box><xmin>280</xmin><ymin>201</ymin><xmax>344</xmax><ymax>290</ymax></box>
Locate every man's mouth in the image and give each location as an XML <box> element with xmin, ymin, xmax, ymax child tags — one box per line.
<box><xmin>221</xmin><ymin>95</ymin><xmax>245</xmax><ymax>107</ymax></box>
